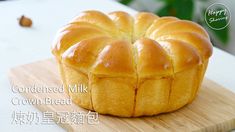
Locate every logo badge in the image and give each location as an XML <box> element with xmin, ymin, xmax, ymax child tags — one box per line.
<box><xmin>205</xmin><ymin>3</ymin><xmax>231</xmax><ymax>30</ymax></box>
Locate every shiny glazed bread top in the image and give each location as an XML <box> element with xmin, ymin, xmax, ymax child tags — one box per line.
<box><xmin>51</xmin><ymin>10</ymin><xmax>213</xmax><ymax>78</ymax></box>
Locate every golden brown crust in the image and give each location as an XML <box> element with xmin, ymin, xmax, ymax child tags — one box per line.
<box><xmin>155</xmin><ymin>32</ymin><xmax>213</xmax><ymax>60</ymax></box>
<box><xmin>51</xmin><ymin>10</ymin><xmax>213</xmax><ymax>117</ymax></box>
<box><xmin>133</xmin><ymin>12</ymin><xmax>159</xmax><ymax>41</ymax></box>
<box><xmin>52</xmin><ymin>27</ymin><xmax>108</xmax><ymax>59</ymax></box>
<box><xmin>108</xmin><ymin>11</ymin><xmax>133</xmax><ymax>42</ymax></box>
<box><xmin>145</xmin><ymin>16</ymin><xmax>179</xmax><ymax>37</ymax></box>
<box><xmin>71</xmin><ymin>10</ymin><xmax>119</xmax><ymax>36</ymax></box>
<box><xmin>158</xmin><ymin>39</ymin><xmax>201</xmax><ymax>72</ymax></box>
<box><xmin>59</xmin><ymin>22</ymin><xmax>101</xmax><ymax>32</ymax></box>
<box><xmin>61</xmin><ymin>37</ymin><xmax>114</xmax><ymax>73</ymax></box>
<box><xmin>133</xmin><ymin>38</ymin><xmax>173</xmax><ymax>77</ymax></box>
<box><xmin>149</xmin><ymin>20</ymin><xmax>210</xmax><ymax>39</ymax></box>
<box><xmin>92</xmin><ymin>40</ymin><xmax>136</xmax><ymax>77</ymax></box>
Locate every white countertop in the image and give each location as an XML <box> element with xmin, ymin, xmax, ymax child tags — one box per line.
<box><xmin>0</xmin><ymin>0</ymin><xmax>235</xmax><ymax>131</ymax></box>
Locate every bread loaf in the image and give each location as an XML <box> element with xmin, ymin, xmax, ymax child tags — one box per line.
<box><xmin>51</xmin><ymin>10</ymin><xmax>213</xmax><ymax>117</ymax></box>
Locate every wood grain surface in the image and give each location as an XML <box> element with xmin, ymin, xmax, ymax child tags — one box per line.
<box><xmin>8</xmin><ymin>59</ymin><xmax>235</xmax><ymax>132</ymax></box>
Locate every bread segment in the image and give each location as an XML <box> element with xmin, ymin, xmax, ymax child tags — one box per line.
<box><xmin>108</xmin><ymin>11</ymin><xmax>134</xmax><ymax>42</ymax></box>
<box><xmin>133</xmin><ymin>38</ymin><xmax>173</xmax><ymax>116</ymax></box>
<box><xmin>157</xmin><ymin>39</ymin><xmax>201</xmax><ymax>73</ymax></box>
<box><xmin>62</xmin><ymin>64</ymin><xmax>92</xmax><ymax>110</ymax></box>
<box><xmin>166</xmin><ymin>66</ymin><xmax>199</xmax><ymax>112</ymax></box>
<box><xmin>155</xmin><ymin>32</ymin><xmax>212</xmax><ymax>60</ymax></box>
<box><xmin>71</xmin><ymin>10</ymin><xmax>119</xmax><ymax>36</ymax></box>
<box><xmin>52</xmin><ymin>27</ymin><xmax>108</xmax><ymax>58</ymax></box>
<box><xmin>157</xmin><ymin>39</ymin><xmax>201</xmax><ymax>112</ymax></box>
<box><xmin>134</xmin><ymin>77</ymin><xmax>172</xmax><ymax>116</ymax></box>
<box><xmin>91</xmin><ymin>76</ymin><xmax>136</xmax><ymax>117</ymax></box>
<box><xmin>62</xmin><ymin>37</ymin><xmax>114</xmax><ymax>73</ymax></box>
<box><xmin>133</xmin><ymin>38</ymin><xmax>173</xmax><ymax>77</ymax></box>
<box><xmin>154</xmin><ymin>32</ymin><xmax>213</xmax><ymax>102</ymax></box>
<box><xmin>91</xmin><ymin>40</ymin><xmax>136</xmax><ymax>77</ymax></box>
<box><xmin>145</xmin><ymin>17</ymin><xmax>179</xmax><ymax>37</ymax></box>
<box><xmin>149</xmin><ymin>20</ymin><xmax>210</xmax><ymax>39</ymax></box>
<box><xmin>133</xmin><ymin>12</ymin><xmax>159</xmax><ymax>41</ymax></box>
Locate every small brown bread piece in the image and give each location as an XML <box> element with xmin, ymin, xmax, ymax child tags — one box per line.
<box><xmin>18</xmin><ymin>15</ymin><xmax>32</xmax><ymax>27</ymax></box>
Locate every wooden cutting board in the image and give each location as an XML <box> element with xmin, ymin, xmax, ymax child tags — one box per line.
<box><xmin>8</xmin><ymin>59</ymin><xmax>235</xmax><ymax>132</ymax></box>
